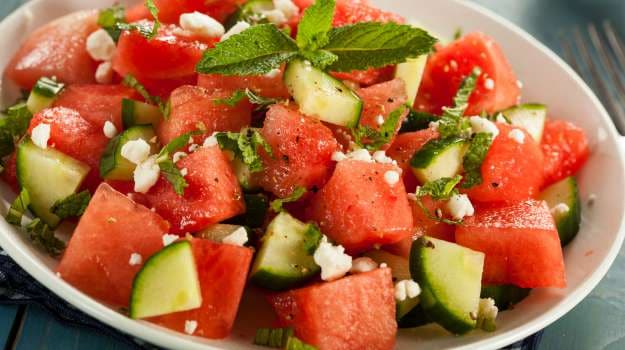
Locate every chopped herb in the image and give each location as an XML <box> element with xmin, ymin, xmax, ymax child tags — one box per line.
<box><xmin>144</xmin><ymin>0</ymin><xmax>160</xmax><ymax>40</ymax></box>
<box><xmin>303</xmin><ymin>224</ymin><xmax>323</xmax><ymax>255</ymax></box>
<box><xmin>437</xmin><ymin>67</ymin><xmax>481</xmax><ymax>138</ymax></box>
<box><xmin>155</xmin><ymin>131</ymin><xmax>202</xmax><ymax>195</ymax></box>
<box><xmin>461</xmin><ymin>132</ymin><xmax>493</xmax><ymax>189</ymax></box>
<box><xmin>215</xmin><ymin>129</ymin><xmax>273</xmax><ymax>172</ymax></box>
<box><xmin>114</xmin><ymin>0</ymin><xmax>160</xmax><ymax>40</ymax></box>
<box><xmin>214</xmin><ymin>90</ymin><xmax>247</xmax><ymax>107</ymax></box>
<box><xmin>50</xmin><ymin>190</ymin><xmax>91</xmax><ymax>220</ymax></box>
<box><xmin>122</xmin><ymin>74</ymin><xmax>170</xmax><ymax>118</ymax></box>
<box><xmin>400</xmin><ymin>107</ymin><xmax>439</xmax><ymax>132</ymax></box>
<box><xmin>453</xmin><ymin>28</ymin><xmax>463</xmax><ymax>40</ymax></box>
<box><xmin>414</xmin><ymin>175</ymin><xmax>463</xmax><ymax>225</ymax></box>
<box><xmin>270</xmin><ymin>187</ymin><xmax>307</xmax><ymax>212</ymax></box>
<box><xmin>353</xmin><ymin>105</ymin><xmax>405</xmax><ymax>151</ymax></box>
<box><xmin>0</xmin><ymin>101</ymin><xmax>32</xmax><ymax>157</ymax></box>
<box><xmin>214</xmin><ymin>89</ymin><xmax>280</xmax><ymax>111</ymax></box>
<box><xmin>98</xmin><ymin>4</ymin><xmax>126</xmax><ymax>41</ymax></box>
<box><xmin>6</xmin><ymin>188</ymin><xmax>30</xmax><ymax>226</ymax></box>
<box><xmin>253</xmin><ymin>327</ymin><xmax>294</xmax><ymax>348</ymax></box>
<box><xmin>25</xmin><ymin>218</ymin><xmax>65</xmax><ymax>256</ymax></box>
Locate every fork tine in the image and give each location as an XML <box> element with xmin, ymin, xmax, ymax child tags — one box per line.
<box><xmin>602</xmin><ymin>21</ymin><xmax>625</xmax><ymax>72</ymax></box>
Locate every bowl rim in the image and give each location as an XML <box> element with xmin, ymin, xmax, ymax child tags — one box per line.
<box><xmin>0</xmin><ymin>0</ymin><xmax>624</xmax><ymax>349</ymax></box>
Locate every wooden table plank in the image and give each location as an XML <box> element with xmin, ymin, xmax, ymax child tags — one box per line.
<box><xmin>0</xmin><ymin>304</ymin><xmax>19</xmax><ymax>349</ymax></box>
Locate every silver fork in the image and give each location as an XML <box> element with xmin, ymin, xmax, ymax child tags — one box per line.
<box><xmin>559</xmin><ymin>21</ymin><xmax>625</xmax><ymax>134</ymax></box>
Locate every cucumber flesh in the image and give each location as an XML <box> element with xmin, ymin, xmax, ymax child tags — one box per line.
<box><xmin>539</xmin><ymin>176</ymin><xmax>581</xmax><ymax>246</ymax></box>
<box><xmin>225</xmin><ymin>0</ymin><xmax>274</xmax><ymax>28</ymax></box>
<box><xmin>396</xmin><ymin>295</ymin><xmax>420</xmax><ymax>320</ymax></box>
<box><xmin>398</xmin><ymin>304</ymin><xmax>431</xmax><ymax>329</ymax></box>
<box><xmin>130</xmin><ymin>240</ymin><xmax>202</xmax><ymax>319</ymax></box>
<box><xmin>500</xmin><ymin>104</ymin><xmax>547</xmax><ymax>142</ymax></box>
<box><xmin>232</xmin><ymin>158</ymin><xmax>260</xmax><ymax>191</ymax></box>
<box><xmin>121</xmin><ymin>98</ymin><xmax>162</xmax><ymax>128</ymax></box>
<box><xmin>26</xmin><ymin>77</ymin><xmax>64</xmax><ymax>114</ymax></box>
<box><xmin>364</xmin><ymin>250</ymin><xmax>411</xmax><ymax>281</ymax></box>
<box><xmin>410</xmin><ymin>236</ymin><xmax>485</xmax><ymax>335</ymax></box>
<box><xmin>250</xmin><ymin>212</ymin><xmax>320</xmax><ymax>290</ymax></box>
<box><xmin>99</xmin><ymin>125</ymin><xmax>157</xmax><ymax>181</ymax></box>
<box><xmin>198</xmin><ymin>224</ymin><xmax>248</xmax><ymax>243</ymax></box>
<box><xmin>410</xmin><ymin>137</ymin><xmax>468</xmax><ymax>183</ymax></box>
<box><xmin>395</xmin><ymin>55</ymin><xmax>428</xmax><ymax>106</ymax></box>
<box><xmin>480</xmin><ymin>284</ymin><xmax>530</xmax><ymax>311</ymax></box>
<box><xmin>16</xmin><ymin>139</ymin><xmax>90</xmax><ymax>227</ymax></box>
<box><xmin>284</xmin><ymin>59</ymin><xmax>362</xmax><ymax>128</ymax></box>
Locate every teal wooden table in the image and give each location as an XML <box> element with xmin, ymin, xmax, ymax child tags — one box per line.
<box><xmin>1</xmin><ymin>0</ymin><xmax>625</xmax><ymax>349</ymax></box>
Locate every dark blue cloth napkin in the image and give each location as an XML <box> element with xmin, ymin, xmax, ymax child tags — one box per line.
<box><xmin>0</xmin><ymin>247</ymin><xmax>542</xmax><ymax>350</ymax></box>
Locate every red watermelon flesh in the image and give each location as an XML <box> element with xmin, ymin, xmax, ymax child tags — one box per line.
<box><xmin>112</xmin><ymin>21</ymin><xmax>216</xmax><ymax>80</ymax></box>
<box><xmin>269</xmin><ymin>268</ymin><xmax>397</xmax><ymax>350</ymax></box>
<box><xmin>307</xmin><ymin>160</ymin><xmax>413</xmax><ymax>253</ymax></box>
<box><xmin>198</xmin><ymin>71</ymin><xmax>290</xmax><ymax>100</ymax></box>
<box><xmin>57</xmin><ymin>183</ymin><xmax>170</xmax><ymax>307</ymax></box>
<box><xmin>152</xmin><ymin>0</ymin><xmax>244</xmax><ymax>24</ymax></box>
<box><xmin>144</xmin><ymin>146</ymin><xmax>245</xmax><ymax>234</ymax></box>
<box><xmin>150</xmin><ymin>239</ymin><xmax>253</xmax><ymax>339</ymax></box>
<box><xmin>2</xmin><ymin>152</ymin><xmax>19</xmax><ymax>193</ymax></box>
<box><xmin>53</xmin><ymin>84</ymin><xmax>139</xmax><ymax>130</ymax></box>
<box><xmin>541</xmin><ymin>119</ymin><xmax>590</xmax><ymax>187</ymax></box>
<box><xmin>259</xmin><ymin>104</ymin><xmax>340</xmax><ymax>198</ymax></box>
<box><xmin>126</xmin><ymin>3</ymin><xmax>151</xmax><ymax>22</ymax></box>
<box><xmin>465</xmin><ymin>123</ymin><xmax>544</xmax><ymax>203</ymax></box>
<box><xmin>455</xmin><ymin>200</ymin><xmax>566</xmax><ymax>288</ymax></box>
<box><xmin>157</xmin><ymin>85</ymin><xmax>252</xmax><ymax>145</ymax></box>
<box><xmin>4</xmin><ymin>10</ymin><xmax>99</xmax><ymax>90</ymax></box>
<box><xmin>386</xmin><ymin>127</ymin><xmax>440</xmax><ymax>192</ymax></box>
<box><xmin>332</xmin><ymin>66</ymin><xmax>396</xmax><ymax>87</ymax></box>
<box><xmin>28</xmin><ymin>107</ymin><xmax>108</xmax><ymax>191</ymax></box>
<box><xmin>137</xmin><ymin>75</ymin><xmax>198</xmax><ymax>100</ymax></box>
<box><xmin>415</xmin><ymin>32</ymin><xmax>520</xmax><ymax>116</ymax></box>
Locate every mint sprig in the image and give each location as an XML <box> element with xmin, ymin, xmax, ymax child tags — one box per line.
<box><xmin>270</xmin><ymin>186</ymin><xmax>307</xmax><ymax>212</ymax></box>
<box><xmin>353</xmin><ymin>105</ymin><xmax>405</xmax><ymax>151</ymax></box>
<box><xmin>461</xmin><ymin>132</ymin><xmax>493</xmax><ymax>189</ymax></box>
<box><xmin>50</xmin><ymin>190</ymin><xmax>91</xmax><ymax>220</ymax></box>
<box><xmin>437</xmin><ymin>67</ymin><xmax>481</xmax><ymax>138</ymax></box>
<box><xmin>297</xmin><ymin>0</ymin><xmax>335</xmax><ymax>51</ymax></box>
<box><xmin>0</xmin><ymin>101</ymin><xmax>32</xmax><ymax>158</ymax></box>
<box><xmin>215</xmin><ymin>129</ymin><xmax>273</xmax><ymax>172</ymax></box>
<box><xmin>214</xmin><ymin>89</ymin><xmax>280</xmax><ymax>111</ymax></box>
<box><xmin>414</xmin><ymin>175</ymin><xmax>463</xmax><ymax>225</ymax></box>
<box><xmin>122</xmin><ymin>74</ymin><xmax>170</xmax><ymax>118</ymax></box>
<box><xmin>155</xmin><ymin>132</ymin><xmax>202</xmax><ymax>195</ymax></box>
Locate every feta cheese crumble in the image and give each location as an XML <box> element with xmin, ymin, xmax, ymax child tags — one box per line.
<box><xmin>346</xmin><ymin>148</ymin><xmax>373</xmax><ymax>163</ymax></box>
<box><xmin>95</xmin><ymin>61</ymin><xmax>113</xmax><ymax>84</ymax></box>
<box><xmin>129</xmin><ymin>253</ymin><xmax>142</xmax><ymax>266</ymax></box>
<box><xmin>184</xmin><ymin>320</ymin><xmax>198</xmax><ymax>335</ymax></box>
<box><xmin>273</xmin><ymin>0</ymin><xmax>299</xmax><ymax>18</ymax></box>
<box><xmin>103</xmin><ymin>121</ymin><xmax>117</xmax><ymax>139</ymax></box>
<box><xmin>550</xmin><ymin>203</ymin><xmax>570</xmax><ymax>216</ymax></box>
<box><xmin>173</xmin><ymin>151</ymin><xmax>187</xmax><ymax>163</ymax></box>
<box><xmin>180</xmin><ymin>12</ymin><xmax>225</xmax><ymax>38</ymax></box>
<box><xmin>350</xmin><ymin>257</ymin><xmax>378</xmax><ymax>273</ymax></box>
<box><xmin>121</xmin><ymin>139</ymin><xmax>151</xmax><ymax>165</ymax></box>
<box><xmin>264</xmin><ymin>68</ymin><xmax>281</xmax><ymax>79</ymax></box>
<box><xmin>262</xmin><ymin>9</ymin><xmax>287</xmax><ymax>25</ymax></box>
<box><xmin>133</xmin><ymin>155</ymin><xmax>160</xmax><ymax>193</ymax></box>
<box><xmin>86</xmin><ymin>29</ymin><xmax>116</xmax><ymax>61</ymax></box>
<box><xmin>203</xmin><ymin>134</ymin><xmax>218</xmax><ymax>148</ymax></box>
<box><xmin>331</xmin><ymin>151</ymin><xmax>348</xmax><ymax>162</ymax></box>
<box><xmin>484</xmin><ymin>78</ymin><xmax>495</xmax><ymax>90</ymax></box>
<box><xmin>372</xmin><ymin>151</ymin><xmax>394</xmax><ymax>164</ymax></box>
<box><xmin>375</xmin><ymin>114</ymin><xmax>385</xmax><ymax>125</ymax></box>
<box><xmin>469</xmin><ymin>116</ymin><xmax>499</xmax><ymax>138</ymax></box>
<box><xmin>222</xmin><ymin>226</ymin><xmax>248</xmax><ymax>246</ymax></box>
<box><xmin>446</xmin><ymin>193</ymin><xmax>475</xmax><ymax>220</ymax></box>
<box><xmin>477</xmin><ymin>297</ymin><xmax>499</xmax><ymax>331</ymax></box>
<box><xmin>180</xmin><ymin>168</ymin><xmax>188</xmax><ymax>176</ymax></box>
<box><xmin>162</xmin><ymin>234</ymin><xmax>178</xmax><ymax>247</ymax></box>
<box><xmin>221</xmin><ymin>21</ymin><xmax>250</xmax><ymax>41</ymax></box>
<box><xmin>495</xmin><ymin>113</ymin><xmax>507</xmax><ymax>124</ymax></box>
<box><xmin>384</xmin><ymin>170</ymin><xmax>400</xmax><ymax>186</ymax></box>
<box><xmin>507</xmin><ymin>128</ymin><xmax>525</xmax><ymax>144</ymax></box>
<box><xmin>394</xmin><ymin>279</ymin><xmax>421</xmax><ymax>301</ymax></box>
<box><xmin>31</xmin><ymin>123</ymin><xmax>50</xmax><ymax>149</ymax></box>
<box><xmin>313</xmin><ymin>236</ymin><xmax>352</xmax><ymax>281</ymax></box>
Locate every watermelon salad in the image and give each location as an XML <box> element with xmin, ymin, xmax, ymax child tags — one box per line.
<box><xmin>0</xmin><ymin>0</ymin><xmax>591</xmax><ymax>348</ymax></box>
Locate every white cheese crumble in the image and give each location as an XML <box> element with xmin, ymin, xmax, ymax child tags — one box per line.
<box><xmin>469</xmin><ymin>116</ymin><xmax>499</xmax><ymax>138</ymax></box>
<box><xmin>180</xmin><ymin>168</ymin><xmax>188</xmax><ymax>176</ymax></box>
<box><xmin>484</xmin><ymin>78</ymin><xmax>495</xmax><ymax>90</ymax></box>
<box><xmin>384</xmin><ymin>170</ymin><xmax>400</xmax><ymax>186</ymax></box>
<box><xmin>184</xmin><ymin>320</ymin><xmax>198</xmax><ymax>335</ymax></box>
<box><xmin>350</xmin><ymin>257</ymin><xmax>378</xmax><ymax>274</ymax></box>
<box><xmin>162</xmin><ymin>234</ymin><xmax>178</xmax><ymax>247</ymax></box>
<box><xmin>507</xmin><ymin>128</ymin><xmax>525</xmax><ymax>144</ymax></box>
<box><xmin>372</xmin><ymin>151</ymin><xmax>394</xmax><ymax>164</ymax></box>
<box><xmin>103</xmin><ymin>121</ymin><xmax>117</xmax><ymax>139</ymax></box>
<box><xmin>121</xmin><ymin>139</ymin><xmax>151</xmax><ymax>165</ymax></box>
<box><xmin>346</xmin><ymin>148</ymin><xmax>373</xmax><ymax>163</ymax></box>
<box><xmin>375</xmin><ymin>114</ymin><xmax>385</xmax><ymax>126</ymax></box>
<box><xmin>264</xmin><ymin>68</ymin><xmax>281</xmax><ymax>79</ymax></box>
<box><xmin>331</xmin><ymin>151</ymin><xmax>348</xmax><ymax>162</ymax></box>
<box><xmin>550</xmin><ymin>203</ymin><xmax>570</xmax><ymax>216</ymax></box>
<box><xmin>173</xmin><ymin>151</ymin><xmax>187</xmax><ymax>163</ymax></box>
<box><xmin>31</xmin><ymin>123</ymin><xmax>51</xmax><ymax>149</ymax></box>
<box><xmin>428</xmin><ymin>120</ymin><xmax>440</xmax><ymax>130</ymax></box>
<box><xmin>86</xmin><ymin>29</ymin><xmax>116</xmax><ymax>61</ymax></box>
<box><xmin>516</xmin><ymin>80</ymin><xmax>524</xmax><ymax>89</ymax></box>
<box><xmin>262</xmin><ymin>9</ymin><xmax>287</xmax><ymax>25</ymax></box>
<box><xmin>179</xmin><ymin>12</ymin><xmax>225</xmax><ymax>38</ymax></box>
<box><xmin>495</xmin><ymin>113</ymin><xmax>507</xmax><ymax>124</ymax></box>
<box><xmin>221</xmin><ymin>21</ymin><xmax>250</xmax><ymax>41</ymax></box>
<box><xmin>273</xmin><ymin>0</ymin><xmax>299</xmax><ymax>18</ymax></box>
<box><xmin>222</xmin><ymin>226</ymin><xmax>248</xmax><ymax>246</ymax></box>
<box><xmin>446</xmin><ymin>193</ymin><xmax>475</xmax><ymax>220</ymax></box>
<box><xmin>394</xmin><ymin>279</ymin><xmax>421</xmax><ymax>301</ymax></box>
<box><xmin>129</xmin><ymin>253</ymin><xmax>143</xmax><ymax>266</ymax></box>
<box><xmin>189</xmin><ymin>143</ymin><xmax>199</xmax><ymax>152</ymax></box>
<box><xmin>202</xmin><ymin>135</ymin><xmax>218</xmax><ymax>148</ymax></box>
<box><xmin>95</xmin><ymin>61</ymin><xmax>113</xmax><ymax>84</ymax></box>
<box><xmin>133</xmin><ymin>155</ymin><xmax>160</xmax><ymax>193</ymax></box>
<box><xmin>380</xmin><ymin>262</ymin><xmax>388</xmax><ymax>268</ymax></box>
<box><xmin>313</xmin><ymin>236</ymin><xmax>352</xmax><ymax>281</ymax></box>
<box><xmin>477</xmin><ymin>297</ymin><xmax>499</xmax><ymax>326</ymax></box>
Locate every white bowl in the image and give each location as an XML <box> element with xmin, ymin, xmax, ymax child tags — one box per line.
<box><xmin>0</xmin><ymin>0</ymin><xmax>624</xmax><ymax>349</ymax></box>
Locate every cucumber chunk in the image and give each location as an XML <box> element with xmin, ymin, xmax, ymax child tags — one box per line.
<box><xmin>232</xmin><ymin>158</ymin><xmax>260</xmax><ymax>191</ymax></box>
<box><xmin>410</xmin><ymin>137</ymin><xmax>468</xmax><ymax>183</ymax></box>
<box><xmin>250</xmin><ymin>212</ymin><xmax>320</xmax><ymax>290</ymax></box>
<box><xmin>398</xmin><ymin>304</ymin><xmax>431</xmax><ymax>328</ymax></box>
<box><xmin>410</xmin><ymin>236</ymin><xmax>485</xmax><ymax>334</ymax></box>
<box><xmin>26</xmin><ymin>77</ymin><xmax>64</xmax><ymax>114</ymax></box>
<box><xmin>364</xmin><ymin>250</ymin><xmax>411</xmax><ymax>281</ymax></box>
<box><xmin>198</xmin><ymin>224</ymin><xmax>248</xmax><ymax>243</ymax></box>
<box><xmin>130</xmin><ymin>240</ymin><xmax>202</xmax><ymax>319</ymax></box>
<box><xmin>16</xmin><ymin>139</ymin><xmax>90</xmax><ymax>227</ymax></box>
<box><xmin>397</xmin><ymin>295</ymin><xmax>420</xmax><ymax>320</ymax></box>
<box><xmin>539</xmin><ymin>176</ymin><xmax>581</xmax><ymax>246</ymax></box>
<box><xmin>394</xmin><ymin>55</ymin><xmax>428</xmax><ymax>106</ymax></box>
<box><xmin>121</xmin><ymin>98</ymin><xmax>162</xmax><ymax>128</ymax></box>
<box><xmin>99</xmin><ymin>126</ymin><xmax>157</xmax><ymax>181</ymax></box>
<box><xmin>500</xmin><ymin>104</ymin><xmax>547</xmax><ymax>142</ymax></box>
<box><xmin>480</xmin><ymin>284</ymin><xmax>530</xmax><ymax>311</ymax></box>
<box><xmin>284</xmin><ymin>59</ymin><xmax>362</xmax><ymax>128</ymax></box>
<box><xmin>225</xmin><ymin>0</ymin><xmax>274</xmax><ymax>29</ymax></box>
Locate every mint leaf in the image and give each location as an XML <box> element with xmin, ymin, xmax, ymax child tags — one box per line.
<box><xmin>214</xmin><ymin>90</ymin><xmax>247</xmax><ymax>107</ymax></box>
<box><xmin>353</xmin><ymin>105</ymin><xmax>405</xmax><ymax>151</ymax></box>
<box><xmin>300</xmin><ymin>49</ymin><xmax>338</xmax><ymax>70</ymax></box>
<box><xmin>144</xmin><ymin>0</ymin><xmax>161</xmax><ymax>40</ymax></box>
<box><xmin>296</xmin><ymin>0</ymin><xmax>335</xmax><ymax>51</ymax></box>
<box><xmin>461</xmin><ymin>132</ymin><xmax>492</xmax><ymax>189</ymax></box>
<box><xmin>158</xmin><ymin>131</ymin><xmax>202</xmax><ymax>159</ymax></box>
<box><xmin>400</xmin><ymin>108</ymin><xmax>438</xmax><ymax>132</ymax></box>
<box><xmin>254</xmin><ymin>327</ymin><xmax>294</xmax><ymax>348</ymax></box>
<box><xmin>214</xmin><ymin>89</ymin><xmax>280</xmax><ymax>111</ymax></box>
<box><xmin>270</xmin><ymin>186</ymin><xmax>307</xmax><ymax>212</ymax></box>
<box><xmin>158</xmin><ymin>159</ymin><xmax>188</xmax><ymax>195</ymax></box>
<box><xmin>6</xmin><ymin>188</ymin><xmax>30</xmax><ymax>226</ymax></box>
<box><xmin>0</xmin><ymin>102</ymin><xmax>32</xmax><ymax>158</ymax></box>
<box><xmin>50</xmin><ymin>190</ymin><xmax>91</xmax><ymax>220</ymax></box>
<box><xmin>196</xmin><ymin>24</ymin><xmax>299</xmax><ymax>76</ymax></box>
<box><xmin>437</xmin><ymin>67</ymin><xmax>481</xmax><ymax>138</ymax></box>
<box><xmin>98</xmin><ymin>4</ymin><xmax>126</xmax><ymax>42</ymax></box>
<box><xmin>215</xmin><ymin>129</ymin><xmax>272</xmax><ymax>172</ymax></box>
<box><xmin>122</xmin><ymin>74</ymin><xmax>170</xmax><ymax>118</ymax></box>
<box><xmin>25</xmin><ymin>218</ymin><xmax>65</xmax><ymax>256</ymax></box>
<box><xmin>417</xmin><ymin>175</ymin><xmax>462</xmax><ymax>200</ymax></box>
<box><xmin>303</xmin><ymin>224</ymin><xmax>323</xmax><ymax>255</ymax></box>
<box><xmin>324</xmin><ymin>22</ymin><xmax>437</xmax><ymax>72</ymax></box>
